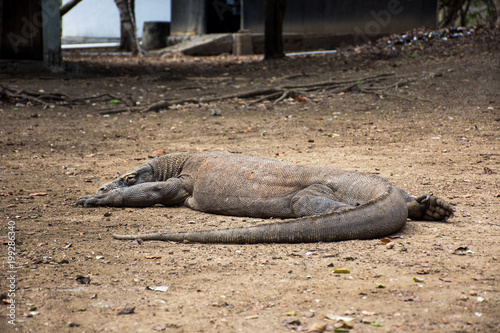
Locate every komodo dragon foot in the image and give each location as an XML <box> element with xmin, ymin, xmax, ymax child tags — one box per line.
<box><xmin>407</xmin><ymin>194</ymin><xmax>455</xmax><ymax>221</ymax></box>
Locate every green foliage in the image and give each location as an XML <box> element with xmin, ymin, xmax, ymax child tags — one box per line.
<box><xmin>439</xmin><ymin>0</ymin><xmax>498</xmax><ymax>26</ymax></box>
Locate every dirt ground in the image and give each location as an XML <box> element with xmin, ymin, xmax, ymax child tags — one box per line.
<box><xmin>1</xmin><ymin>25</ymin><xmax>499</xmax><ymax>332</ymax></box>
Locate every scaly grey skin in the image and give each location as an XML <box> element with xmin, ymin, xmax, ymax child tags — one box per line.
<box><xmin>75</xmin><ymin>152</ymin><xmax>455</xmax><ymax>244</ymax></box>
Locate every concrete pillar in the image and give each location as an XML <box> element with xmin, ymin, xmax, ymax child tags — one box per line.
<box><xmin>232</xmin><ymin>30</ymin><xmax>253</xmax><ymax>55</ymax></box>
<box><xmin>142</xmin><ymin>21</ymin><xmax>170</xmax><ymax>51</ymax></box>
<box><xmin>42</xmin><ymin>0</ymin><xmax>61</xmax><ymax>65</ymax></box>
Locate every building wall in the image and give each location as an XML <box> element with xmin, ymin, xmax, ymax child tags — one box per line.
<box><xmin>170</xmin><ymin>0</ymin><xmax>437</xmax><ymax>38</ymax></box>
<box><xmin>171</xmin><ymin>0</ymin><xmax>241</xmax><ymax>36</ymax></box>
<box><xmin>243</xmin><ymin>0</ymin><xmax>437</xmax><ymax>36</ymax></box>
<box><xmin>171</xmin><ymin>0</ymin><xmax>205</xmax><ymax>36</ymax></box>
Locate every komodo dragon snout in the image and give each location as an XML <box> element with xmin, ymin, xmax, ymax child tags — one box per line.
<box><xmin>97</xmin><ymin>164</ymin><xmax>155</xmax><ymax>193</ymax></box>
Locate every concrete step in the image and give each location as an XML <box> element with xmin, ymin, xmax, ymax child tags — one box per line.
<box><xmin>148</xmin><ymin>34</ymin><xmax>233</xmax><ymax>56</ymax></box>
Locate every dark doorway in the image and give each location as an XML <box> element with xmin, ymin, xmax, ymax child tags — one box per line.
<box><xmin>206</xmin><ymin>0</ymin><xmax>241</xmax><ymax>33</ymax></box>
<box><xmin>1</xmin><ymin>0</ymin><xmax>43</xmax><ymax>60</ymax></box>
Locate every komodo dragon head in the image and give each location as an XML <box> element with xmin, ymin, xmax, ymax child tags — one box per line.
<box><xmin>97</xmin><ymin>164</ymin><xmax>155</xmax><ymax>193</ymax></box>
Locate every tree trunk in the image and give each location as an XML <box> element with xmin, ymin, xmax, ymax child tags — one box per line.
<box><xmin>60</xmin><ymin>0</ymin><xmax>83</xmax><ymax>17</ymax></box>
<box><xmin>440</xmin><ymin>0</ymin><xmax>466</xmax><ymax>27</ymax></box>
<box><xmin>264</xmin><ymin>0</ymin><xmax>287</xmax><ymax>60</ymax></box>
<box><xmin>489</xmin><ymin>0</ymin><xmax>499</xmax><ymax>23</ymax></box>
<box><xmin>114</xmin><ymin>0</ymin><xmax>139</xmax><ymax>54</ymax></box>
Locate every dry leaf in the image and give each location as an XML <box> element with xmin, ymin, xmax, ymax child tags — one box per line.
<box><xmin>361</xmin><ymin>310</ymin><xmax>376</xmax><ymax>316</ymax></box>
<box><xmin>439</xmin><ymin>277</ymin><xmax>456</xmax><ymax>283</ymax></box>
<box><xmin>145</xmin><ymin>255</ymin><xmax>162</xmax><ymax>259</ymax></box>
<box><xmin>380</xmin><ymin>237</ymin><xmax>391</xmax><ymax>244</ymax></box>
<box><xmin>399</xmin><ymin>295</ymin><xmax>421</xmax><ymax>302</ymax></box>
<box><xmin>152</xmin><ymin>149</ymin><xmax>166</xmax><ymax>156</ymax></box>
<box><xmin>306</xmin><ymin>323</ymin><xmax>327</xmax><ymax>333</ymax></box>
<box><xmin>416</xmin><ymin>269</ymin><xmax>430</xmax><ymax>275</ymax></box>
<box><xmin>29</xmin><ymin>192</ymin><xmax>48</xmax><ymax>197</ymax></box>
<box><xmin>117</xmin><ymin>305</ymin><xmax>135</xmax><ymax>315</ymax></box>
<box><xmin>76</xmin><ymin>276</ymin><xmax>91</xmax><ymax>284</ymax></box>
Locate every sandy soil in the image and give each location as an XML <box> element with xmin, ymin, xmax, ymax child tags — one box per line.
<box><xmin>1</xmin><ymin>25</ymin><xmax>499</xmax><ymax>332</ymax></box>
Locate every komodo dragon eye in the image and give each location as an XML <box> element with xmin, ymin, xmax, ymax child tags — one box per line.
<box><xmin>122</xmin><ymin>174</ymin><xmax>137</xmax><ymax>185</ymax></box>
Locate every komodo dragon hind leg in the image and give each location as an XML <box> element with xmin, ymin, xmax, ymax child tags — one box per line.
<box><xmin>290</xmin><ymin>184</ymin><xmax>353</xmax><ymax>217</ymax></box>
<box><xmin>407</xmin><ymin>194</ymin><xmax>455</xmax><ymax>221</ymax></box>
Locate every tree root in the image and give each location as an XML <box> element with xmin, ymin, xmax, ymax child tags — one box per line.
<box><xmin>0</xmin><ymin>84</ymin><xmax>67</xmax><ymax>108</ymax></box>
<box><xmin>1</xmin><ymin>72</ymin><xmax>425</xmax><ymax>114</ymax></box>
<box><xmin>126</xmin><ymin>72</ymin><xmax>424</xmax><ymax>114</ymax></box>
<box><xmin>63</xmin><ymin>93</ymin><xmax>123</xmax><ymax>104</ymax></box>
<box><xmin>0</xmin><ymin>84</ymin><xmax>127</xmax><ymax>109</ymax></box>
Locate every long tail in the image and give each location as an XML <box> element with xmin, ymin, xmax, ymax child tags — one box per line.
<box><xmin>112</xmin><ymin>185</ymin><xmax>408</xmax><ymax>244</ymax></box>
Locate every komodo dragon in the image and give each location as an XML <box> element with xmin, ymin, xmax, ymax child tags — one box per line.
<box><xmin>75</xmin><ymin>151</ymin><xmax>454</xmax><ymax>243</ymax></box>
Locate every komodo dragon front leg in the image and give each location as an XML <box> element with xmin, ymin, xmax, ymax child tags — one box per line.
<box><xmin>75</xmin><ymin>178</ymin><xmax>191</xmax><ymax>207</ymax></box>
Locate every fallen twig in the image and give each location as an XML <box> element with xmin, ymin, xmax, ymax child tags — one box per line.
<box><xmin>282</xmin><ymin>72</ymin><xmax>396</xmax><ymax>91</ymax></box>
<box><xmin>96</xmin><ymin>107</ymin><xmax>134</xmax><ymax>115</ymax></box>
<box><xmin>250</xmin><ymin>91</ymin><xmax>285</xmax><ymax>105</ymax></box>
<box><xmin>64</xmin><ymin>93</ymin><xmax>122</xmax><ymax>104</ymax></box>
<box><xmin>273</xmin><ymin>90</ymin><xmax>302</xmax><ymax>104</ymax></box>
<box><xmin>0</xmin><ymin>84</ymin><xmax>67</xmax><ymax>108</ymax></box>
<box><xmin>135</xmin><ymin>88</ymin><xmax>281</xmax><ymax>113</ymax></box>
